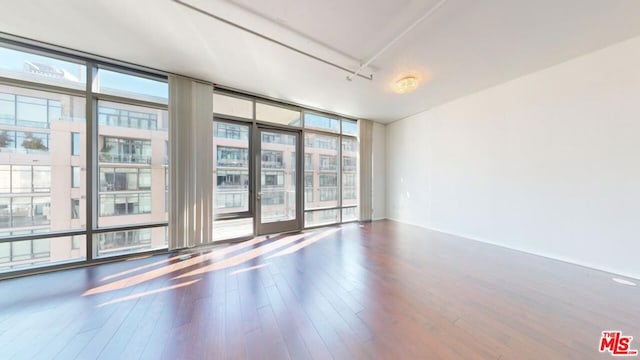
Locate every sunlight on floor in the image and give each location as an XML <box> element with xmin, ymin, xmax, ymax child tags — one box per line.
<box><xmin>84</xmin><ymin>227</ymin><xmax>341</xmax><ymax>304</ymax></box>
<box><xmin>96</xmin><ymin>279</ymin><xmax>201</xmax><ymax>307</ymax></box>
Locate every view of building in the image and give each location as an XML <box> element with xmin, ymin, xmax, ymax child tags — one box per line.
<box><xmin>0</xmin><ymin>47</ymin><xmax>169</xmax><ymax>271</ymax></box>
<box><xmin>0</xmin><ymin>46</ymin><xmax>358</xmax><ymax>273</ymax></box>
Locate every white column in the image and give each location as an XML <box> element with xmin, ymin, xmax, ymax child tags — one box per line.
<box><xmin>168</xmin><ymin>75</ymin><xmax>213</xmax><ymax>250</ymax></box>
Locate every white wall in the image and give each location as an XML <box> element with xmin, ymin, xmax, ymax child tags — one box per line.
<box><xmin>372</xmin><ymin>122</ymin><xmax>386</xmax><ymax>220</ymax></box>
<box><xmin>386</xmin><ymin>35</ymin><xmax>640</xmax><ymax>279</ymax></box>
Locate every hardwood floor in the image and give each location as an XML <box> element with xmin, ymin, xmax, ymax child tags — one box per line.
<box><xmin>0</xmin><ymin>220</ymin><xmax>638</xmax><ymax>359</ymax></box>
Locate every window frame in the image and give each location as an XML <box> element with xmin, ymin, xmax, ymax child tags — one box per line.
<box><xmin>0</xmin><ymin>38</ymin><xmax>169</xmax><ymax>279</ymax></box>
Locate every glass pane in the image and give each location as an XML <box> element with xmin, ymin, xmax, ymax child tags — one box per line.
<box><xmin>342</xmin><ymin>207</ymin><xmax>358</xmax><ymax>222</ymax></box>
<box><xmin>213</xmin><ymin>121</ymin><xmax>250</xmax><ymax>215</ymax></box>
<box><xmin>256</xmin><ymin>103</ymin><xmax>300</xmax><ymax>127</ymax></box>
<box><xmin>213</xmin><ymin>217</ymin><xmax>254</xmax><ymax>241</ymax></box>
<box><xmin>213</xmin><ymin>93</ymin><xmax>253</xmax><ymax>119</ymax></box>
<box><xmin>0</xmin><ymin>235</ymin><xmax>86</xmax><ymax>273</ymax></box>
<box><xmin>72</xmin><ymin>166</ymin><xmax>81</xmax><ymax>188</ymax></box>
<box><xmin>342</xmin><ymin>137</ymin><xmax>359</xmax><ymax>208</ymax></box>
<box><xmin>261</xmin><ymin>131</ymin><xmax>296</xmax><ymax>223</ymax></box>
<box><xmin>97</xmin><ymin>100</ymin><xmax>168</xmax><ymax>227</ymax></box>
<box><xmin>0</xmin><ymin>84</ymin><xmax>86</xmax><ymax>244</ymax></box>
<box><xmin>0</xmin><ymin>45</ymin><xmax>86</xmax><ymax>90</ymax></box>
<box><xmin>95</xmin><ymin>68</ymin><xmax>168</xmax><ymax>104</ymax></box>
<box><xmin>0</xmin><ymin>165</ymin><xmax>9</xmax><ymax>193</ymax></box>
<box><xmin>304</xmin><ymin>133</ymin><xmax>339</xmax><ymax>210</ymax></box>
<box><xmin>342</xmin><ymin>119</ymin><xmax>358</xmax><ymax>136</ymax></box>
<box><xmin>304</xmin><ymin>112</ymin><xmax>339</xmax><ymax>133</ymax></box>
<box><xmin>98</xmin><ymin>100</ymin><xmax>168</xmax><ymax>131</ymax></box>
<box><xmin>305</xmin><ymin>209</ymin><xmax>339</xmax><ymax>227</ymax></box>
<box><xmin>95</xmin><ymin>227</ymin><xmax>167</xmax><ymax>259</ymax></box>
<box><xmin>71</xmin><ymin>132</ymin><xmax>81</xmax><ymax>155</ymax></box>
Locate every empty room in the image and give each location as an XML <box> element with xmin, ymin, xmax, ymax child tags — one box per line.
<box><xmin>1</xmin><ymin>0</ymin><xmax>639</xmax><ymax>359</ymax></box>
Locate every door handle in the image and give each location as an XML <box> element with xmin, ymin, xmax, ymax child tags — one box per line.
<box><xmin>257</xmin><ymin>192</ymin><xmax>262</xmax><ymax>200</ymax></box>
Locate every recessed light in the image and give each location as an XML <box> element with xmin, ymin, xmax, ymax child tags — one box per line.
<box><xmin>393</xmin><ymin>76</ymin><xmax>419</xmax><ymax>94</ymax></box>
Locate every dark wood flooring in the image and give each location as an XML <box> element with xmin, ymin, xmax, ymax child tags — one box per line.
<box><xmin>0</xmin><ymin>220</ymin><xmax>638</xmax><ymax>359</ymax></box>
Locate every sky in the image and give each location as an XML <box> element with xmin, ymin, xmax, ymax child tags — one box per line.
<box><xmin>0</xmin><ymin>47</ymin><xmax>168</xmax><ymax>101</ymax></box>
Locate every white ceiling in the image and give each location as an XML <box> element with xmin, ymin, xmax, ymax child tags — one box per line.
<box><xmin>1</xmin><ymin>0</ymin><xmax>640</xmax><ymax>123</ymax></box>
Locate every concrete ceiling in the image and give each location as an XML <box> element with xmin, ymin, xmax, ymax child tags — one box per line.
<box><xmin>1</xmin><ymin>0</ymin><xmax>640</xmax><ymax>123</ymax></box>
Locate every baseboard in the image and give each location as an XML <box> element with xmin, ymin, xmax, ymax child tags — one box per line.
<box><xmin>386</xmin><ymin>217</ymin><xmax>640</xmax><ymax>281</ymax></box>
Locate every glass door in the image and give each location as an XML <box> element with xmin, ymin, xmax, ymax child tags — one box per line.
<box><xmin>256</xmin><ymin>127</ymin><xmax>302</xmax><ymax>235</ymax></box>
<box><xmin>213</xmin><ymin>119</ymin><xmax>254</xmax><ymax>241</ymax></box>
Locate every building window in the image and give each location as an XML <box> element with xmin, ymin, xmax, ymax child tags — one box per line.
<box><xmin>16</xmin><ymin>96</ymin><xmax>49</xmax><ymax>128</ymax></box>
<box><xmin>71</xmin><ymin>132</ymin><xmax>80</xmax><ymax>156</ymax></box>
<box><xmin>342</xmin><ymin>138</ymin><xmax>357</xmax><ymax>152</ymax></box>
<box><xmin>304</xmin><ymin>153</ymin><xmax>313</xmax><ymax>170</ymax></box>
<box><xmin>99</xmin><ymin>167</ymin><xmax>151</xmax><ymax>191</ymax></box>
<box><xmin>0</xmin><ymin>238</ymin><xmax>50</xmax><ymax>264</ymax></box>
<box><xmin>71</xmin><ymin>236</ymin><xmax>81</xmax><ymax>250</ymax></box>
<box><xmin>215</xmin><ymin>122</ymin><xmax>248</xmax><ymax>140</ymax></box>
<box><xmin>0</xmin><ymin>165</ymin><xmax>50</xmax><ymax>193</ymax></box>
<box><xmin>0</xmin><ymin>44</ymin><xmax>174</xmax><ymax>270</ymax></box>
<box><xmin>320</xmin><ymin>155</ymin><xmax>337</xmax><ymax>171</ymax></box>
<box><xmin>217</xmin><ymin>146</ymin><xmax>248</xmax><ymax>168</ymax></box>
<box><xmin>342</xmin><ymin>188</ymin><xmax>357</xmax><ymax>200</ymax></box>
<box><xmin>320</xmin><ymin>188</ymin><xmax>338</xmax><ymax>202</ymax></box>
<box><xmin>261</xmin><ymin>150</ymin><xmax>284</xmax><ymax>169</ymax></box>
<box><xmin>304</xmin><ymin>173</ymin><xmax>313</xmax><ymax>187</ymax></box>
<box><xmin>99</xmin><ymin>137</ymin><xmax>152</xmax><ymax>164</ymax></box>
<box><xmin>0</xmin><ymin>196</ymin><xmax>51</xmax><ymax>228</ymax></box>
<box><xmin>342</xmin><ymin>137</ymin><xmax>358</xmax><ymax>207</ymax></box>
<box><xmin>0</xmin><ymin>92</ymin><xmax>16</xmax><ymax>124</ymax></box>
<box><xmin>99</xmin><ymin>193</ymin><xmax>151</xmax><ymax>216</ymax></box>
<box><xmin>0</xmin><ymin>131</ymin><xmax>51</xmax><ymax>154</ymax></box>
<box><xmin>72</xmin><ymin>167</ymin><xmax>81</xmax><ymax>188</ymax></box>
<box><xmin>216</xmin><ymin>193</ymin><xmax>246</xmax><ymax>209</ymax></box>
<box><xmin>97</xmin><ymin>229</ymin><xmax>152</xmax><ymax>256</ymax></box>
<box><xmin>98</xmin><ymin>105</ymin><xmax>159</xmax><ymax>130</ymax></box>
<box><xmin>213</xmin><ymin>121</ymin><xmax>250</xmax><ymax>217</ymax></box>
<box><xmin>217</xmin><ymin>170</ymin><xmax>248</xmax><ymax>187</ymax></box>
<box><xmin>262</xmin><ymin>191</ymin><xmax>285</xmax><ymax>205</ymax></box>
<box><xmin>343</xmin><ymin>156</ymin><xmax>357</xmax><ymax>172</ymax></box>
<box><xmin>262</xmin><ymin>171</ymin><xmax>284</xmax><ymax>187</ymax></box>
<box><xmin>319</xmin><ymin>173</ymin><xmax>337</xmax><ymax>187</ymax></box>
<box><xmin>71</xmin><ymin>199</ymin><xmax>80</xmax><ymax>219</ymax></box>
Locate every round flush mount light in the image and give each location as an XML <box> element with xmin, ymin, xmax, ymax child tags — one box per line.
<box><xmin>393</xmin><ymin>76</ymin><xmax>419</xmax><ymax>94</ymax></box>
<box><xmin>612</xmin><ymin>277</ymin><xmax>637</xmax><ymax>286</ymax></box>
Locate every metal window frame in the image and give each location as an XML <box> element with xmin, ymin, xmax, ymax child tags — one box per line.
<box><xmin>254</xmin><ymin>124</ymin><xmax>304</xmax><ymax>236</ymax></box>
<box><xmin>213</xmin><ymin>117</ymin><xmax>253</xmax><ymax>221</ymax></box>
<box><xmin>0</xmin><ymin>37</ymin><xmax>171</xmax><ymax>280</ymax></box>
<box><xmin>0</xmin><ymin>34</ymin><xmax>360</xmax><ymax>279</ymax></box>
<box><xmin>212</xmin><ymin>88</ymin><xmax>359</xmax><ymax>230</ymax></box>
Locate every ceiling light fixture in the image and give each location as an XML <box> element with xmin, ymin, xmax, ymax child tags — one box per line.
<box><xmin>393</xmin><ymin>76</ymin><xmax>419</xmax><ymax>94</ymax></box>
<box><xmin>612</xmin><ymin>277</ymin><xmax>637</xmax><ymax>286</ymax></box>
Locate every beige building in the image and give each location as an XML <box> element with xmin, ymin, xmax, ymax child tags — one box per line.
<box><xmin>0</xmin><ymin>80</ymin><xmax>169</xmax><ymax>271</ymax></box>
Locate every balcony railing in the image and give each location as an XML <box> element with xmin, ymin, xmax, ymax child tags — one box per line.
<box><xmin>99</xmin><ymin>152</ymin><xmax>152</xmax><ymax>164</ymax></box>
<box><xmin>217</xmin><ymin>160</ymin><xmax>248</xmax><ymax>168</ymax></box>
<box><xmin>262</xmin><ymin>161</ymin><xmax>285</xmax><ymax>169</ymax></box>
<box><xmin>319</xmin><ymin>164</ymin><xmax>337</xmax><ymax>171</ymax></box>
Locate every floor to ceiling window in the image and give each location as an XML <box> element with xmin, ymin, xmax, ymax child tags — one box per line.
<box><xmin>213</xmin><ymin>90</ymin><xmax>359</xmax><ymax>238</ymax></box>
<box><xmin>94</xmin><ymin>70</ymin><xmax>168</xmax><ymax>258</ymax></box>
<box><xmin>0</xmin><ymin>38</ymin><xmax>358</xmax><ymax>275</ymax></box>
<box><xmin>0</xmin><ymin>41</ymin><xmax>168</xmax><ymax>274</ymax></box>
